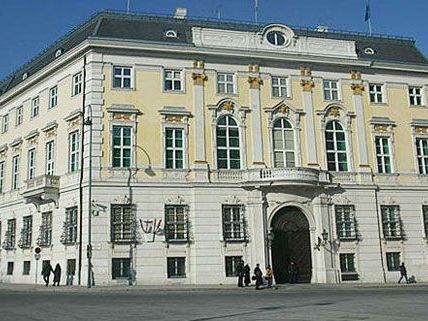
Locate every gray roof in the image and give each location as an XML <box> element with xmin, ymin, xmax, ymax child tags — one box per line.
<box><xmin>1</xmin><ymin>10</ymin><xmax>427</xmax><ymax>97</ymax></box>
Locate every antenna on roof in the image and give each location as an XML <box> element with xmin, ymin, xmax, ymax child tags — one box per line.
<box><xmin>127</xmin><ymin>0</ymin><xmax>130</xmax><ymax>13</ymax></box>
<box><xmin>254</xmin><ymin>0</ymin><xmax>259</xmax><ymax>23</ymax></box>
<box><xmin>215</xmin><ymin>5</ymin><xmax>222</xmax><ymax>20</ymax></box>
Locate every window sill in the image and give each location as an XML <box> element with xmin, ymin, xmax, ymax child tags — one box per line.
<box><xmin>271</xmin><ymin>95</ymin><xmax>292</xmax><ymax>100</ymax></box>
<box><xmin>163</xmin><ymin>90</ymin><xmax>185</xmax><ymax>95</ymax></box>
<box><xmin>383</xmin><ymin>237</ymin><xmax>404</xmax><ymax>242</ymax></box>
<box><xmin>409</xmin><ymin>105</ymin><xmax>426</xmax><ymax>108</ymax></box>
<box><xmin>167</xmin><ymin>275</ymin><xmax>186</xmax><ymax>279</ymax></box>
<box><xmin>111</xmin><ymin>87</ymin><xmax>135</xmax><ymax>92</ymax></box>
<box><xmin>166</xmin><ymin>239</ymin><xmax>189</xmax><ymax>244</ymax></box>
<box><xmin>341</xmin><ymin>272</ymin><xmax>359</xmax><ymax>281</ymax></box>
<box><xmin>369</xmin><ymin>102</ymin><xmax>388</xmax><ymax>106</ymax></box>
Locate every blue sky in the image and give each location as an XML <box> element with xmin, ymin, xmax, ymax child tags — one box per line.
<box><xmin>0</xmin><ymin>0</ymin><xmax>427</xmax><ymax>80</ymax></box>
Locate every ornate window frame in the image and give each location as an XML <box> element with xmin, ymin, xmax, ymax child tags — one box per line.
<box><xmin>410</xmin><ymin>119</ymin><xmax>428</xmax><ymax>175</ymax></box>
<box><xmin>369</xmin><ymin>117</ymin><xmax>397</xmax><ymax>175</ymax></box>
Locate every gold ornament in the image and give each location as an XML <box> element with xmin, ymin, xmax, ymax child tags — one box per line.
<box><xmin>351</xmin><ymin>84</ymin><xmax>365</xmax><ymax>95</ymax></box>
<box><xmin>248</xmin><ymin>76</ymin><xmax>262</xmax><ymax>89</ymax></box>
<box><xmin>192</xmin><ymin>73</ymin><xmax>207</xmax><ymax>86</ymax></box>
<box><xmin>300</xmin><ymin>79</ymin><xmax>315</xmax><ymax>91</ymax></box>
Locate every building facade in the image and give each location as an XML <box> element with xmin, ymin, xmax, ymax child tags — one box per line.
<box><xmin>1</xmin><ymin>11</ymin><xmax>428</xmax><ymax>285</ymax></box>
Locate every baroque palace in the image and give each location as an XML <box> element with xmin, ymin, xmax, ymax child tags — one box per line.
<box><xmin>1</xmin><ymin>9</ymin><xmax>428</xmax><ymax>286</ymax></box>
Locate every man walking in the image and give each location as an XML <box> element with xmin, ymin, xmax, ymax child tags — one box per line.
<box><xmin>398</xmin><ymin>262</ymin><xmax>408</xmax><ymax>284</ymax></box>
<box><xmin>254</xmin><ymin>264</ymin><xmax>263</xmax><ymax>290</ymax></box>
<box><xmin>236</xmin><ymin>260</ymin><xmax>244</xmax><ymax>287</ymax></box>
<box><xmin>41</xmin><ymin>262</ymin><xmax>54</xmax><ymax>287</ymax></box>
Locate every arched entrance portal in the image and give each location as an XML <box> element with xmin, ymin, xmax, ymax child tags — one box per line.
<box><xmin>270</xmin><ymin>206</ymin><xmax>312</xmax><ymax>283</ymax></box>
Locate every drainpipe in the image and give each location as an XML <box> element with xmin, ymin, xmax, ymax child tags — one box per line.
<box><xmin>374</xmin><ymin>186</ymin><xmax>387</xmax><ymax>283</ymax></box>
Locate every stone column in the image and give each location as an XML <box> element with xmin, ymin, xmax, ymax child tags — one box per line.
<box><xmin>300</xmin><ymin>67</ymin><xmax>318</xmax><ymax>167</ymax></box>
<box><xmin>248</xmin><ymin>64</ymin><xmax>265</xmax><ymax>168</ymax></box>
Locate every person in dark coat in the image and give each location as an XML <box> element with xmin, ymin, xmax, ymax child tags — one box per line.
<box><xmin>244</xmin><ymin>264</ymin><xmax>251</xmax><ymax>286</ymax></box>
<box><xmin>53</xmin><ymin>264</ymin><xmax>62</xmax><ymax>286</ymax></box>
<box><xmin>254</xmin><ymin>264</ymin><xmax>263</xmax><ymax>290</ymax></box>
<box><xmin>398</xmin><ymin>262</ymin><xmax>408</xmax><ymax>284</ymax></box>
<box><xmin>236</xmin><ymin>260</ymin><xmax>244</xmax><ymax>287</ymax></box>
<box><xmin>41</xmin><ymin>262</ymin><xmax>53</xmax><ymax>286</ymax></box>
<box><xmin>288</xmin><ymin>261</ymin><xmax>298</xmax><ymax>284</ymax></box>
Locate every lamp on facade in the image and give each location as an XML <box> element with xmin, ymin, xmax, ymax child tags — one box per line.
<box><xmin>314</xmin><ymin>229</ymin><xmax>340</xmax><ymax>253</ymax></box>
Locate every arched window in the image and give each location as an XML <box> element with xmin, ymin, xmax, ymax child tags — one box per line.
<box><xmin>216</xmin><ymin>115</ymin><xmax>240</xmax><ymax>169</ymax></box>
<box><xmin>325</xmin><ymin>120</ymin><xmax>348</xmax><ymax>171</ymax></box>
<box><xmin>272</xmin><ymin>118</ymin><xmax>295</xmax><ymax>167</ymax></box>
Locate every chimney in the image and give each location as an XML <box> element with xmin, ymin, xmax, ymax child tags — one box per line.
<box><xmin>174</xmin><ymin>7</ymin><xmax>187</xmax><ymax>19</ymax></box>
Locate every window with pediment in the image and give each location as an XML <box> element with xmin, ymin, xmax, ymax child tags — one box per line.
<box><xmin>216</xmin><ymin>115</ymin><xmax>241</xmax><ymax>169</ymax></box>
<box><xmin>325</xmin><ymin>120</ymin><xmax>348</xmax><ymax>171</ymax></box>
<box><xmin>272</xmin><ymin>118</ymin><xmax>295</xmax><ymax>167</ymax></box>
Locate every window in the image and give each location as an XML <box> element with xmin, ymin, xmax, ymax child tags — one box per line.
<box><xmin>72</xmin><ymin>72</ymin><xmax>82</xmax><ymax>96</ymax></box>
<box><xmin>11</xmin><ymin>155</ymin><xmax>20</xmax><ymax>190</ymax></box>
<box><xmin>165</xmin><ymin>205</ymin><xmax>188</xmax><ymax>242</ymax></box>
<box><xmin>386</xmin><ymin>252</ymin><xmax>400</xmax><ymax>271</ymax></box>
<box><xmin>375</xmin><ymin>137</ymin><xmax>393</xmax><ymax>173</ymax></box>
<box><xmin>325</xmin><ymin>120</ymin><xmax>348</xmax><ymax>171</ymax></box>
<box><xmin>16</xmin><ymin>106</ymin><xmax>23</xmax><ymax>126</ymax></box>
<box><xmin>0</xmin><ymin>161</ymin><xmax>4</xmax><ymax>193</ymax></box>
<box><xmin>369</xmin><ymin>84</ymin><xmax>384</xmax><ymax>103</ymax></box>
<box><xmin>38</xmin><ymin>212</ymin><xmax>52</xmax><ymax>247</ymax></box>
<box><xmin>113</xmin><ymin>66</ymin><xmax>132</xmax><ymax>89</ymax></box>
<box><xmin>165</xmin><ymin>128</ymin><xmax>184</xmax><ymax>169</ymax></box>
<box><xmin>167</xmin><ymin>257</ymin><xmax>186</xmax><ymax>278</ymax></box>
<box><xmin>7</xmin><ymin>262</ymin><xmax>14</xmax><ymax>275</ymax></box>
<box><xmin>423</xmin><ymin>206</ymin><xmax>428</xmax><ymax>238</ymax></box>
<box><xmin>112</xmin><ymin>126</ymin><xmax>132</xmax><ymax>168</ymax></box>
<box><xmin>27</xmin><ymin>148</ymin><xmax>36</xmax><ymax>180</ymax></box>
<box><xmin>339</xmin><ymin>253</ymin><xmax>356</xmax><ymax>273</ymax></box>
<box><xmin>225</xmin><ymin>256</ymin><xmax>242</xmax><ymax>277</ymax></box>
<box><xmin>272</xmin><ymin>76</ymin><xmax>288</xmax><ymax>98</ymax></box>
<box><xmin>112</xmin><ymin>258</ymin><xmax>130</xmax><ymax>279</ymax></box>
<box><xmin>111</xmin><ymin>205</ymin><xmax>133</xmax><ymax>243</ymax></box>
<box><xmin>409</xmin><ymin>87</ymin><xmax>423</xmax><ymax>106</ymax></box>
<box><xmin>272</xmin><ymin>118</ymin><xmax>295</xmax><ymax>167</ymax></box>
<box><xmin>164</xmin><ymin>69</ymin><xmax>183</xmax><ymax>91</ymax></box>
<box><xmin>69</xmin><ymin>131</ymin><xmax>79</xmax><ymax>172</ymax></box>
<box><xmin>164</xmin><ymin>30</ymin><xmax>177</xmax><ymax>38</ymax></box>
<box><xmin>67</xmin><ymin>259</ymin><xmax>76</xmax><ymax>276</ymax></box>
<box><xmin>381</xmin><ymin>206</ymin><xmax>402</xmax><ymax>239</ymax></box>
<box><xmin>19</xmin><ymin>216</ymin><xmax>32</xmax><ymax>248</ymax></box>
<box><xmin>416</xmin><ymin>138</ymin><xmax>428</xmax><ymax>174</ymax></box>
<box><xmin>266</xmin><ymin>30</ymin><xmax>286</xmax><ymax>46</ymax></box>
<box><xmin>217</xmin><ymin>73</ymin><xmax>235</xmax><ymax>94</ymax></box>
<box><xmin>61</xmin><ymin>207</ymin><xmax>78</xmax><ymax>245</ymax></box>
<box><xmin>31</xmin><ymin>97</ymin><xmax>39</xmax><ymax>118</ymax></box>
<box><xmin>216</xmin><ymin>116</ymin><xmax>241</xmax><ymax>169</ymax></box>
<box><xmin>2</xmin><ymin>219</ymin><xmax>16</xmax><ymax>250</ymax></box>
<box><xmin>323</xmin><ymin>80</ymin><xmax>339</xmax><ymax>101</ymax></box>
<box><xmin>335</xmin><ymin>205</ymin><xmax>356</xmax><ymax>240</ymax></box>
<box><xmin>222</xmin><ymin>205</ymin><xmax>245</xmax><ymax>241</ymax></box>
<box><xmin>23</xmin><ymin>261</ymin><xmax>31</xmax><ymax>275</ymax></box>
<box><xmin>49</xmin><ymin>86</ymin><xmax>58</xmax><ymax>108</ymax></box>
<box><xmin>45</xmin><ymin>141</ymin><xmax>55</xmax><ymax>175</ymax></box>
<box><xmin>2</xmin><ymin>114</ymin><xmax>9</xmax><ymax>133</ymax></box>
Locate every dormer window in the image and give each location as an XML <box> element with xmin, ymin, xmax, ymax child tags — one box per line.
<box><xmin>165</xmin><ymin>30</ymin><xmax>178</xmax><ymax>38</ymax></box>
<box><xmin>55</xmin><ymin>48</ymin><xmax>63</xmax><ymax>58</ymax></box>
<box><xmin>266</xmin><ymin>30</ymin><xmax>286</xmax><ymax>46</ymax></box>
<box><xmin>22</xmin><ymin>72</ymin><xmax>29</xmax><ymax>80</ymax></box>
<box><xmin>364</xmin><ymin>47</ymin><xmax>375</xmax><ymax>55</ymax></box>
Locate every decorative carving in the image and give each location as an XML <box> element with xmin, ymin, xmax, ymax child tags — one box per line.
<box><xmin>276</xmin><ymin>104</ymin><xmax>289</xmax><ymax>115</ymax></box>
<box><xmin>193</xmin><ymin>60</ymin><xmax>205</xmax><ymax>69</ymax></box>
<box><xmin>300</xmin><ymin>67</ymin><xmax>312</xmax><ymax>76</ymax></box>
<box><xmin>113</xmin><ymin>194</ymin><xmax>130</xmax><ymax>204</ymax></box>
<box><xmin>333</xmin><ymin>195</ymin><xmax>351</xmax><ymax>205</ymax></box>
<box><xmin>166</xmin><ymin>116</ymin><xmax>183</xmax><ymax>123</ymax></box>
<box><xmin>221</xmin><ymin>101</ymin><xmax>234</xmax><ymax>112</ymax></box>
<box><xmin>351</xmin><ymin>71</ymin><xmax>361</xmax><ymax>80</ymax></box>
<box><xmin>113</xmin><ymin>113</ymin><xmax>131</xmax><ymax>121</ymax></box>
<box><xmin>28</xmin><ymin>137</ymin><xmax>38</xmax><ymax>145</ymax></box>
<box><xmin>166</xmin><ymin>195</ymin><xmax>186</xmax><ymax>205</ymax></box>
<box><xmin>70</xmin><ymin>118</ymin><xmax>81</xmax><ymax>128</ymax></box>
<box><xmin>415</xmin><ymin>126</ymin><xmax>428</xmax><ymax>134</ymax></box>
<box><xmin>248</xmin><ymin>64</ymin><xmax>260</xmax><ymax>73</ymax></box>
<box><xmin>300</xmin><ymin>80</ymin><xmax>315</xmax><ymax>91</ymax></box>
<box><xmin>380</xmin><ymin>196</ymin><xmax>396</xmax><ymax>205</ymax></box>
<box><xmin>327</xmin><ymin>106</ymin><xmax>341</xmax><ymax>117</ymax></box>
<box><xmin>45</xmin><ymin>128</ymin><xmax>57</xmax><ymax>138</ymax></box>
<box><xmin>224</xmin><ymin>195</ymin><xmax>242</xmax><ymax>205</ymax></box>
<box><xmin>192</xmin><ymin>72</ymin><xmax>207</xmax><ymax>86</ymax></box>
<box><xmin>351</xmin><ymin>83</ymin><xmax>365</xmax><ymax>95</ymax></box>
<box><xmin>248</xmin><ymin>76</ymin><xmax>262</xmax><ymax>89</ymax></box>
<box><xmin>0</xmin><ymin>151</ymin><xmax>6</xmax><ymax>159</ymax></box>
<box><xmin>374</xmin><ymin>124</ymin><xmax>389</xmax><ymax>132</ymax></box>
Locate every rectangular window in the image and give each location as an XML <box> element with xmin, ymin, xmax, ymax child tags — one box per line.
<box><xmin>62</xmin><ymin>207</ymin><xmax>78</xmax><ymax>244</ymax></box>
<box><xmin>11</xmin><ymin>155</ymin><xmax>20</xmax><ymax>190</ymax></box>
<box><xmin>111</xmin><ymin>205</ymin><xmax>133</xmax><ymax>243</ymax></box>
<box><xmin>416</xmin><ymin>138</ymin><xmax>428</xmax><ymax>174</ymax></box>
<box><xmin>369</xmin><ymin>84</ymin><xmax>384</xmax><ymax>103</ymax></box>
<box><xmin>72</xmin><ymin>72</ymin><xmax>82</xmax><ymax>96</ymax></box>
<box><xmin>27</xmin><ymin>148</ymin><xmax>36</xmax><ymax>180</ymax></box>
<box><xmin>423</xmin><ymin>206</ymin><xmax>428</xmax><ymax>238</ymax></box>
<box><xmin>39</xmin><ymin>212</ymin><xmax>52</xmax><ymax>247</ymax></box>
<box><xmin>23</xmin><ymin>261</ymin><xmax>31</xmax><ymax>275</ymax></box>
<box><xmin>67</xmin><ymin>259</ymin><xmax>76</xmax><ymax>276</ymax></box>
<box><xmin>375</xmin><ymin>137</ymin><xmax>392</xmax><ymax>173</ymax></box>
<box><xmin>69</xmin><ymin>131</ymin><xmax>79</xmax><ymax>172</ymax></box>
<box><xmin>165</xmin><ymin>205</ymin><xmax>187</xmax><ymax>242</ymax></box>
<box><xmin>19</xmin><ymin>216</ymin><xmax>32</xmax><ymax>248</ymax></box>
<box><xmin>222</xmin><ymin>205</ymin><xmax>245</xmax><ymax>241</ymax></box>
<box><xmin>7</xmin><ymin>262</ymin><xmax>14</xmax><ymax>275</ymax></box>
<box><xmin>0</xmin><ymin>161</ymin><xmax>4</xmax><ymax>193</ymax></box>
<box><xmin>112</xmin><ymin>126</ymin><xmax>132</xmax><ymax>168</ymax></box>
<box><xmin>31</xmin><ymin>97</ymin><xmax>39</xmax><ymax>118</ymax></box>
<box><xmin>164</xmin><ymin>69</ymin><xmax>183</xmax><ymax>91</ymax></box>
<box><xmin>381</xmin><ymin>205</ymin><xmax>402</xmax><ymax>239</ymax></box>
<box><xmin>16</xmin><ymin>106</ymin><xmax>23</xmax><ymax>126</ymax></box>
<box><xmin>49</xmin><ymin>86</ymin><xmax>58</xmax><ymax>108</ymax></box>
<box><xmin>339</xmin><ymin>253</ymin><xmax>356</xmax><ymax>273</ymax></box>
<box><xmin>323</xmin><ymin>80</ymin><xmax>339</xmax><ymax>101</ymax></box>
<box><xmin>167</xmin><ymin>257</ymin><xmax>186</xmax><ymax>278</ymax></box>
<box><xmin>4</xmin><ymin>219</ymin><xmax>16</xmax><ymax>250</ymax></box>
<box><xmin>45</xmin><ymin>141</ymin><xmax>55</xmax><ymax>175</ymax></box>
<box><xmin>2</xmin><ymin>114</ymin><xmax>9</xmax><ymax>133</ymax></box>
<box><xmin>225</xmin><ymin>256</ymin><xmax>242</xmax><ymax>277</ymax></box>
<box><xmin>272</xmin><ymin>76</ymin><xmax>288</xmax><ymax>98</ymax></box>
<box><xmin>112</xmin><ymin>258</ymin><xmax>130</xmax><ymax>279</ymax></box>
<box><xmin>165</xmin><ymin>128</ymin><xmax>184</xmax><ymax>169</ymax></box>
<box><xmin>113</xmin><ymin>66</ymin><xmax>132</xmax><ymax>89</ymax></box>
<box><xmin>335</xmin><ymin>205</ymin><xmax>356</xmax><ymax>240</ymax></box>
<box><xmin>386</xmin><ymin>252</ymin><xmax>401</xmax><ymax>271</ymax></box>
<box><xmin>217</xmin><ymin>73</ymin><xmax>235</xmax><ymax>94</ymax></box>
<box><xmin>409</xmin><ymin>86</ymin><xmax>423</xmax><ymax>106</ymax></box>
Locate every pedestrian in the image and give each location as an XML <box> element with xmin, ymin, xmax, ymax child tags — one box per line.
<box><xmin>41</xmin><ymin>262</ymin><xmax>53</xmax><ymax>287</ymax></box>
<box><xmin>398</xmin><ymin>262</ymin><xmax>408</xmax><ymax>284</ymax></box>
<box><xmin>254</xmin><ymin>263</ymin><xmax>263</xmax><ymax>290</ymax></box>
<box><xmin>265</xmin><ymin>265</ymin><xmax>273</xmax><ymax>288</ymax></box>
<box><xmin>244</xmin><ymin>264</ymin><xmax>251</xmax><ymax>286</ymax></box>
<box><xmin>236</xmin><ymin>260</ymin><xmax>244</xmax><ymax>287</ymax></box>
<box><xmin>288</xmin><ymin>261</ymin><xmax>298</xmax><ymax>284</ymax></box>
<box><xmin>53</xmin><ymin>264</ymin><xmax>62</xmax><ymax>286</ymax></box>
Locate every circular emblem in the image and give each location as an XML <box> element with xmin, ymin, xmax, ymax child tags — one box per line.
<box><xmin>266</xmin><ymin>30</ymin><xmax>287</xmax><ymax>46</ymax></box>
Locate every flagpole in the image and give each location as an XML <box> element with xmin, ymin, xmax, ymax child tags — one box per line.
<box><xmin>365</xmin><ymin>0</ymin><xmax>372</xmax><ymax>35</ymax></box>
<box><xmin>255</xmin><ymin>0</ymin><xmax>259</xmax><ymax>24</ymax></box>
<box><xmin>127</xmin><ymin>0</ymin><xmax>130</xmax><ymax>13</ymax></box>
<box><xmin>368</xmin><ymin>17</ymin><xmax>372</xmax><ymax>36</ymax></box>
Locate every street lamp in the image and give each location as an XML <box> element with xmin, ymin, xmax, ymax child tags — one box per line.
<box><xmin>314</xmin><ymin>229</ymin><xmax>340</xmax><ymax>253</ymax></box>
<box><xmin>84</xmin><ymin>105</ymin><xmax>93</xmax><ymax>288</ymax></box>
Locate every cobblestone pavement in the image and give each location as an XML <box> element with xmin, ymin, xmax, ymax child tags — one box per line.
<box><xmin>0</xmin><ymin>284</ymin><xmax>426</xmax><ymax>321</ymax></box>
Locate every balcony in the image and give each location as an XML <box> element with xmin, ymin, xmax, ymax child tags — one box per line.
<box><xmin>21</xmin><ymin>175</ymin><xmax>60</xmax><ymax>210</ymax></box>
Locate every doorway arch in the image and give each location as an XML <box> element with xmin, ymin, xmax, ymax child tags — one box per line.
<box><xmin>270</xmin><ymin>206</ymin><xmax>312</xmax><ymax>283</ymax></box>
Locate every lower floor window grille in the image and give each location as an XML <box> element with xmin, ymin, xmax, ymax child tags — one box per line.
<box><xmin>386</xmin><ymin>252</ymin><xmax>400</xmax><ymax>271</ymax></box>
<box><xmin>167</xmin><ymin>257</ymin><xmax>186</xmax><ymax>278</ymax></box>
<box><xmin>112</xmin><ymin>258</ymin><xmax>130</xmax><ymax>279</ymax></box>
<box><xmin>225</xmin><ymin>256</ymin><xmax>242</xmax><ymax>277</ymax></box>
